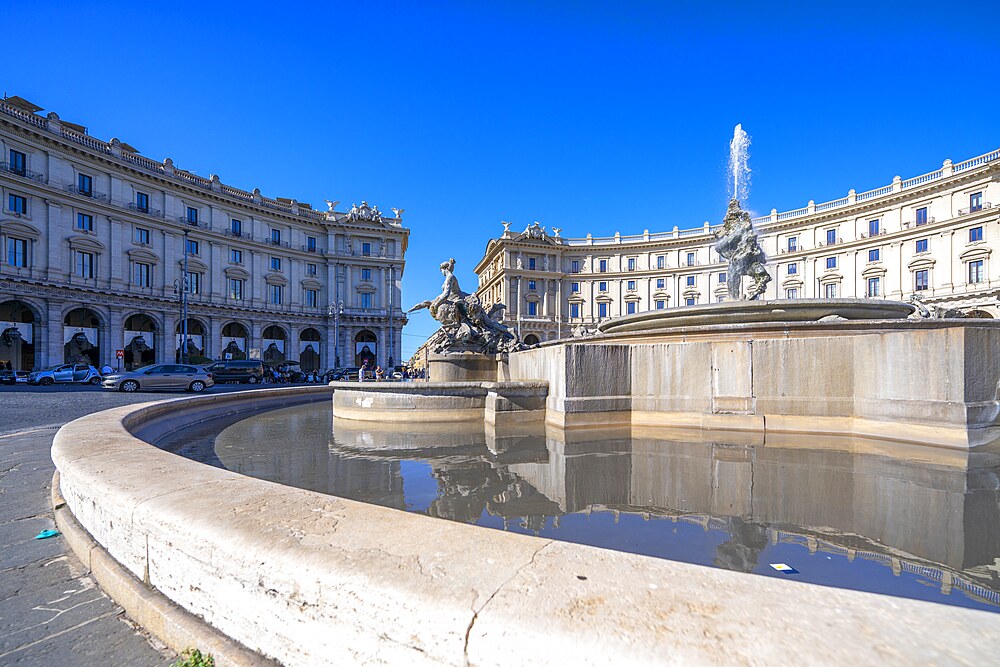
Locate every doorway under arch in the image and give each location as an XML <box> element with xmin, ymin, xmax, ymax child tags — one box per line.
<box><xmin>64</xmin><ymin>308</ymin><xmax>102</xmax><ymax>366</ymax></box>
<box><xmin>0</xmin><ymin>300</ymin><xmax>37</xmax><ymax>371</ymax></box>
<box><xmin>355</xmin><ymin>330</ymin><xmax>377</xmax><ymax>367</ymax></box>
<box><xmin>123</xmin><ymin>314</ymin><xmax>156</xmax><ymax>370</ymax></box>
<box><xmin>299</xmin><ymin>328</ymin><xmax>322</xmax><ymax>372</ymax></box>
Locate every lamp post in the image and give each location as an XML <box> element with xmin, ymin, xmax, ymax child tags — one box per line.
<box><xmin>329</xmin><ymin>299</ymin><xmax>344</xmax><ymax>368</ymax></box>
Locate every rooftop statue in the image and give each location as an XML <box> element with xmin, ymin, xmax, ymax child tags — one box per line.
<box><xmin>409</xmin><ymin>258</ymin><xmax>527</xmax><ymax>354</ymax></box>
<box><xmin>713</xmin><ymin>199</ymin><xmax>771</xmax><ymax>300</ymax></box>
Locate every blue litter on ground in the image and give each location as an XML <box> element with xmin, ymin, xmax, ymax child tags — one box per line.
<box><xmin>770</xmin><ymin>563</ymin><xmax>799</xmax><ymax>574</ymax></box>
<box><xmin>34</xmin><ymin>529</ymin><xmax>60</xmax><ymax>539</ymax></box>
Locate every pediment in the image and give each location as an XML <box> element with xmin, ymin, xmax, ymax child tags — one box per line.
<box><xmin>0</xmin><ymin>219</ymin><xmax>41</xmax><ymax>239</ymax></box>
<box><xmin>127</xmin><ymin>248</ymin><xmax>160</xmax><ymax>263</ymax></box>
<box><xmin>68</xmin><ymin>234</ymin><xmax>105</xmax><ymax>251</ymax></box>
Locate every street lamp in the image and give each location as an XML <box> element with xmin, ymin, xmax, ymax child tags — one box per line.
<box><xmin>328</xmin><ymin>299</ymin><xmax>344</xmax><ymax>368</ymax></box>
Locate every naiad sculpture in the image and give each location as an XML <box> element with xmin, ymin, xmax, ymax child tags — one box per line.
<box><xmin>409</xmin><ymin>258</ymin><xmax>528</xmax><ymax>354</ymax></box>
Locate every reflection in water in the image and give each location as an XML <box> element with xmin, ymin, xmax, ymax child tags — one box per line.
<box><xmin>157</xmin><ymin>402</ymin><xmax>1000</xmax><ymax>613</ymax></box>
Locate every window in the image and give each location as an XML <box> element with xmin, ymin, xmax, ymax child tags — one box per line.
<box><xmin>76</xmin><ymin>213</ymin><xmax>93</xmax><ymax>231</ymax></box>
<box><xmin>185</xmin><ymin>238</ymin><xmax>199</xmax><ymax>256</ymax></box>
<box><xmin>362</xmin><ymin>268</ymin><xmax>372</xmax><ymax>282</ymax></box>
<box><xmin>824</xmin><ymin>283</ymin><xmax>838</xmax><ymax>298</ymax></box>
<box><xmin>78</xmin><ymin>173</ymin><xmax>93</xmax><ymax>196</ymax></box>
<box><xmin>598</xmin><ymin>302</ymin><xmax>609</xmax><ymax>318</ymax></box>
<box><xmin>228</xmin><ymin>278</ymin><xmax>244</xmax><ymax>300</ymax></box>
<box><xmin>915</xmin><ymin>207</ymin><xmax>928</xmax><ymax>226</ymax></box>
<box><xmin>571</xmin><ymin>260</ymin><xmax>579</xmax><ymax>273</ymax></box>
<box><xmin>787</xmin><ymin>237</ymin><xmax>798</xmax><ymax>252</ymax></box>
<box><xmin>529</xmin><ymin>257</ymin><xmax>536</xmax><ymax>270</ymax></box>
<box><xmin>270</xmin><ymin>257</ymin><xmax>281</xmax><ymax>271</ymax></box>
<box><xmin>686</xmin><ymin>252</ymin><xmax>695</xmax><ymax>266</ymax></box>
<box><xmin>75</xmin><ymin>251</ymin><xmax>94</xmax><ymax>278</ymax></box>
<box><xmin>786</xmin><ymin>288</ymin><xmax>798</xmax><ymax>299</ymax></box>
<box><xmin>362</xmin><ymin>242</ymin><xmax>371</xmax><ymax>256</ymax></box>
<box><xmin>970</xmin><ymin>226</ymin><xmax>983</xmax><ymax>243</ymax></box>
<box><xmin>186</xmin><ymin>207</ymin><xmax>198</xmax><ymax>224</ymax></box>
<box><xmin>305</xmin><ymin>289</ymin><xmax>319</xmax><ymax>308</ymax></box>
<box><xmin>628</xmin><ymin>258</ymin><xmax>636</xmax><ymax>271</ymax></box>
<box><xmin>868</xmin><ymin>219</ymin><xmax>880</xmax><ymax>237</ymax></box>
<box><xmin>8</xmin><ymin>194</ymin><xmax>27</xmax><ymax>214</ymax></box>
<box><xmin>570</xmin><ymin>282</ymin><xmax>580</xmax><ymax>293</ymax></box>
<box><xmin>970</xmin><ymin>192</ymin><xmax>983</xmax><ymax>212</ymax></box>
<box><xmin>230</xmin><ymin>219</ymin><xmax>242</xmax><ymax>236</ymax></box>
<box><xmin>719</xmin><ymin>272</ymin><xmax>727</xmax><ymax>284</ymax></box>
<box><xmin>527</xmin><ymin>301</ymin><xmax>538</xmax><ymax>316</ymax></box>
<box><xmin>307</xmin><ymin>236</ymin><xmax>317</xmax><ymax>252</ymax></box>
<box><xmin>655</xmin><ymin>300</ymin><xmax>665</xmax><ymax>310</ymax></box>
<box><xmin>185</xmin><ymin>272</ymin><xmax>200</xmax><ymax>294</ymax></box>
<box><xmin>9</xmin><ymin>149</ymin><xmax>25</xmax><ymax>175</ymax></box>
<box><xmin>570</xmin><ymin>303</ymin><xmax>580</xmax><ymax>318</ymax></box>
<box><xmin>787</xmin><ymin>263</ymin><xmax>797</xmax><ymax>275</ymax></box>
<box><xmin>869</xmin><ymin>248</ymin><xmax>880</xmax><ymax>262</ymax></box>
<box><xmin>269</xmin><ymin>284</ymin><xmax>283</xmax><ymax>305</ymax></box>
<box><xmin>915</xmin><ymin>269</ymin><xmax>929</xmax><ymax>291</ymax></box>
<box><xmin>626</xmin><ymin>302</ymin><xmax>637</xmax><ymax>314</ymax></box>
<box><xmin>826</xmin><ymin>229</ymin><xmax>837</xmax><ymax>245</ymax></box>
<box><xmin>686</xmin><ymin>275</ymin><xmax>695</xmax><ymax>287</ymax></box>
<box><xmin>656</xmin><ymin>278</ymin><xmax>665</xmax><ymax>289</ymax></box>
<box><xmin>230</xmin><ymin>249</ymin><xmax>243</xmax><ymax>264</ymax></box>
<box><xmin>969</xmin><ymin>260</ymin><xmax>984</xmax><ymax>284</ymax></box>
<box><xmin>307</xmin><ymin>263</ymin><xmax>317</xmax><ymax>276</ymax></box>
<box><xmin>528</xmin><ymin>280</ymin><xmax>536</xmax><ymax>290</ymax></box>
<box><xmin>271</xmin><ymin>229</ymin><xmax>281</xmax><ymax>245</ymax></box>
<box><xmin>657</xmin><ymin>256</ymin><xmax>665</xmax><ymax>269</ymax></box>
<box><xmin>134</xmin><ymin>227</ymin><xmax>149</xmax><ymax>245</ymax></box>
<box><xmin>627</xmin><ymin>280</ymin><xmax>636</xmax><ymax>291</ymax></box>
<box><xmin>685</xmin><ymin>297</ymin><xmax>696</xmax><ymax>306</ymax></box>
<box><xmin>599</xmin><ymin>281</ymin><xmax>608</xmax><ymax>292</ymax></box>
<box><xmin>916</xmin><ymin>238</ymin><xmax>928</xmax><ymax>254</ymax></box>
<box><xmin>6</xmin><ymin>237</ymin><xmax>27</xmax><ymax>267</ymax></box>
<box><xmin>826</xmin><ymin>256</ymin><xmax>837</xmax><ymax>270</ymax></box>
<box><xmin>867</xmin><ymin>277</ymin><xmax>881</xmax><ymax>297</ymax></box>
<box><xmin>132</xmin><ymin>262</ymin><xmax>151</xmax><ymax>287</ymax></box>
<box><xmin>599</xmin><ymin>259</ymin><xmax>607</xmax><ymax>273</ymax></box>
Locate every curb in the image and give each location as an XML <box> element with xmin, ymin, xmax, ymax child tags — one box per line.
<box><xmin>51</xmin><ymin>471</ymin><xmax>279</xmax><ymax>667</ymax></box>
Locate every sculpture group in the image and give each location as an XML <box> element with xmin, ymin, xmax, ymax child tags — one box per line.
<box><xmin>409</xmin><ymin>259</ymin><xmax>527</xmax><ymax>354</ymax></box>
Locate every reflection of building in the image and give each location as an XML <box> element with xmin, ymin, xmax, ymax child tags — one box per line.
<box><xmin>0</xmin><ymin>96</ymin><xmax>408</xmax><ymax>370</ymax></box>
<box><xmin>475</xmin><ymin>149</ymin><xmax>1000</xmax><ymax>343</ymax></box>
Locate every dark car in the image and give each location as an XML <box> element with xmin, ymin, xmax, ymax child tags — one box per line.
<box><xmin>203</xmin><ymin>360</ymin><xmax>265</xmax><ymax>384</ymax></box>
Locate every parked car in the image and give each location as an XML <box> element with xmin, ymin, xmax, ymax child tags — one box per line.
<box><xmin>102</xmin><ymin>364</ymin><xmax>215</xmax><ymax>393</ymax></box>
<box><xmin>202</xmin><ymin>360</ymin><xmax>265</xmax><ymax>384</ymax></box>
<box><xmin>28</xmin><ymin>364</ymin><xmax>102</xmax><ymax>386</ymax></box>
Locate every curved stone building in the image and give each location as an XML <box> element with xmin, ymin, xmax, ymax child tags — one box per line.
<box><xmin>0</xmin><ymin>96</ymin><xmax>408</xmax><ymax>372</ymax></box>
<box><xmin>475</xmin><ymin>149</ymin><xmax>1000</xmax><ymax>344</ymax></box>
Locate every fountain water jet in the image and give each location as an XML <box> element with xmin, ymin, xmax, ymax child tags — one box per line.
<box><xmin>729</xmin><ymin>124</ymin><xmax>751</xmax><ymax>204</ymax></box>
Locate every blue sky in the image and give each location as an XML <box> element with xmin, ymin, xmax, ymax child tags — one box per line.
<box><xmin>6</xmin><ymin>1</ymin><xmax>999</xmax><ymax>358</ymax></box>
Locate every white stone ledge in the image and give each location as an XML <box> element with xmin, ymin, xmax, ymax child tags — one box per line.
<box><xmin>52</xmin><ymin>387</ymin><xmax>1000</xmax><ymax>666</ymax></box>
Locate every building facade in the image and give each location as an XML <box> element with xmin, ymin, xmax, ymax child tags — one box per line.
<box><xmin>475</xmin><ymin>148</ymin><xmax>1000</xmax><ymax>344</ymax></box>
<box><xmin>0</xmin><ymin>96</ymin><xmax>408</xmax><ymax>372</ymax></box>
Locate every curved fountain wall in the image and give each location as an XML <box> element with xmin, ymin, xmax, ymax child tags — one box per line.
<box><xmin>52</xmin><ymin>387</ymin><xmax>1000</xmax><ymax>666</ymax></box>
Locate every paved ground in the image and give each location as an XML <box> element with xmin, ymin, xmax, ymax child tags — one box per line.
<box><xmin>0</xmin><ymin>382</ymin><xmax>314</xmax><ymax>666</ymax></box>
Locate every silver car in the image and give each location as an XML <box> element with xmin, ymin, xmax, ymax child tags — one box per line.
<box><xmin>28</xmin><ymin>364</ymin><xmax>102</xmax><ymax>386</ymax></box>
<box><xmin>102</xmin><ymin>363</ymin><xmax>215</xmax><ymax>393</ymax></box>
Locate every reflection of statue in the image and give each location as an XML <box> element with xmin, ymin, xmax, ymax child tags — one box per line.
<box><xmin>65</xmin><ymin>331</ymin><xmax>96</xmax><ymax>364</ymax></box>
<box><xmin>713</xmin><ymin>199</ymin><xmax>771</xmax><ymax>300</ymax></box>
<box><xmin>408</xmin><ymin>258</ymin><xmax>529</xmax><ymax>354</ymax></box>
<box><xmin>263</xmin><ymin>342</ymin><xmax>284</xmax><ymax>363</ymax></box>
<box><xmin>300</xmin><ymin>343</ymin><xmax>320</xmax><ymax>371</ymax></box>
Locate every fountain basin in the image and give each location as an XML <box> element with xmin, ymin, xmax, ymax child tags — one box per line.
<box><xmin>597</xmin><ymin>298</ymin><xmax>916</xmax><ymax>335</ymax></box>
